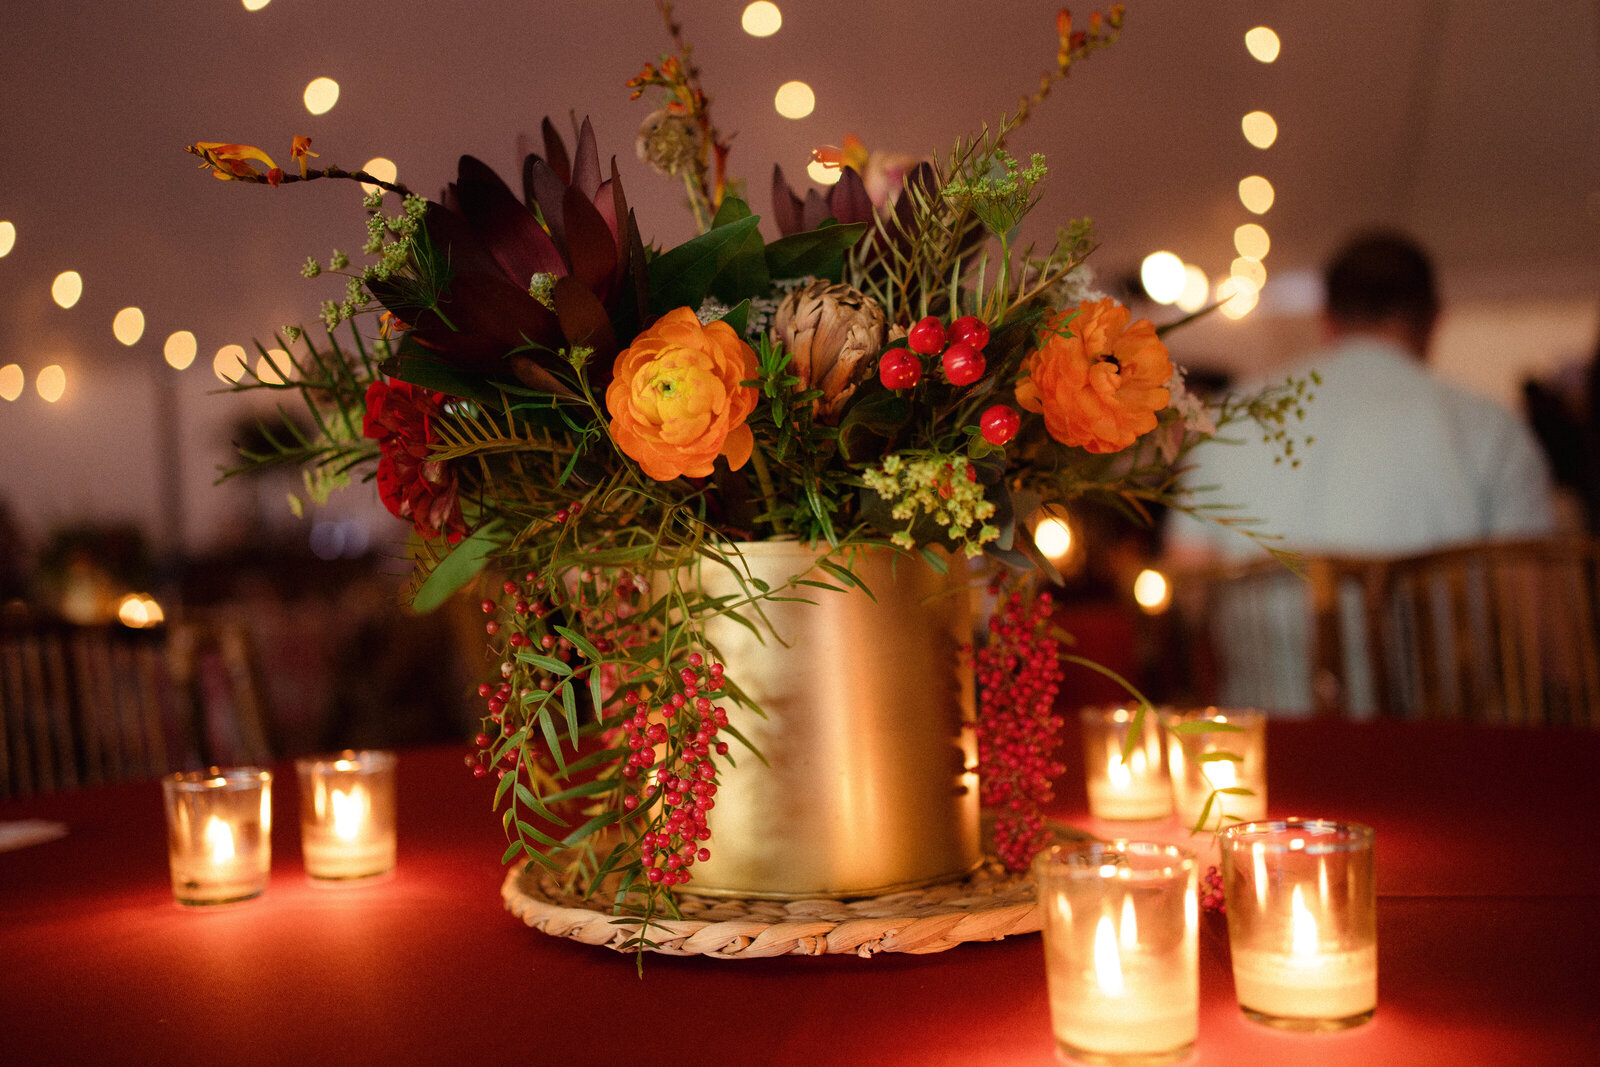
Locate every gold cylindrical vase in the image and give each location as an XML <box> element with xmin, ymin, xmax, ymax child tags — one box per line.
<box><xmin>683</xmin><ymin>542</ymin><xmax>981</xmax><ymax>899</ymax></box>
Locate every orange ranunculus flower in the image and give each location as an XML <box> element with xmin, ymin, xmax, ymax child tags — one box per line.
<box><xmin>605</xmin><ymin>307</ymin><xmax>760</xmax><ymax>481</ymax></box>
<box><xmin>1015</xmin><ymin>297</ymin><xmax>1172</xmax><ymax>454</ymax></box>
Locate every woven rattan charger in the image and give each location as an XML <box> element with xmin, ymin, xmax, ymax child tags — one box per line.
<box><xmin>502</xmin><ymin>823</ymin><xmax>1091</xmax><ymax>959</ymax></box>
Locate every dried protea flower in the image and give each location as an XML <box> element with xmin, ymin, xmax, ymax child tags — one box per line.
<box><xmin>773</xmin><ymin>280</ymin><xmax>886</xmax><ymax>421</ymax></box>
<box><xmin>636</xmin><ymin>108</ymin><xmax>697</xmax><ymax>177</ymax></box>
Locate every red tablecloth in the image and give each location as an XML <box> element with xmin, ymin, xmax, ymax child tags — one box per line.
<box><xmin>2</xmin><ymin>719</ymin><xmax>1597</xmax><ymax>1066</ymax></box>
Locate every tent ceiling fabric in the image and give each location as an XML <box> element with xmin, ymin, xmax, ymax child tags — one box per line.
<box><xmin>1</xmin><ymin>0</ymin><xmax>1596</xmax><ymax>380</ymax></box>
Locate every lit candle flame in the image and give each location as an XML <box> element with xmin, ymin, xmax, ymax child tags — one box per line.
<box><xmin>1290</xmin><ymin>884</ymin><xmax>1319</xmax><ymax>957</ymax></box>
<box><xmin>1106</xmin><ymin>745</ymin><xmax>1147</xmax><ymax>790</ymax></box>
<box><xmin>330</xmin><ymin>786</ymin><xmax>369</xmax><ymax>841</ymax></box>
<box><xmin>204</xmin><ymin>816</ymin><xmax>235</xmax><ymax>864</ymax></box>
<box><xmin>1093</xmin><ymin>913</ymin><xmax>1126</xmax><ymax>996</ymax></box>
<box><xmin>1119</xmin><ymin>893</ymin><xmax>1138</xmax><ymax>951</ymax></box>
<box><xmin>1205</xmin><ymin>758</ymin><xmax>1237</xmax><ymax>790</ymax></box>
<box><xmin>1108</xmin><ymin>754</ymin><xmax>1130</xmax><ymax>789</ymax></box>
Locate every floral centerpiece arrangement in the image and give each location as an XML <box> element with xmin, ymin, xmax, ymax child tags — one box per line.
<box><xmin>190</xmin><ymin>2</ymin><xmax>1297</xmax><ymax>946</ymax></box>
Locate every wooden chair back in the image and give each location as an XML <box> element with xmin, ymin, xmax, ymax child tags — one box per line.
<box><xmin>0</xmin><ymin>612</ymin><xmax>273</xmax><ymax>800</ymax></box>
<box><xmin>1170</xmin><ymin>538</ymin><xmax>1600</xmax><ymax>726</ymax></box>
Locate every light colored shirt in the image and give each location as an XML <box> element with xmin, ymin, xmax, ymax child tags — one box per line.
<box><xmin>1172</xmin><ymin>335</ymin><xmax>1556</xmax><ymax>714</ymax></box>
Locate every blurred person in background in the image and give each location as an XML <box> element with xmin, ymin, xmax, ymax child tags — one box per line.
<box><xmin>1169</xmin><ymin>230</ymin><xmax>1556</xmax><ymax>714</ymax></box>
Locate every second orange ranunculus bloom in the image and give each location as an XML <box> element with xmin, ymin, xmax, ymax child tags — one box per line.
<box><xmin>1015</xmin><ymin>297</ymin><xmax>1172</xmax><ymax>454</ymax></box>
<box><xmin>605</xmin><ymin>307</ymin><xmax>760</xmax><ymax>482</ymax></box>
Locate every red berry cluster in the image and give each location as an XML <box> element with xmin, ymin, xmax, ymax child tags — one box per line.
<box><xmin>975</xmin><ymin>586</ymin><xmax>1066</xmax><ymax>872</ymax></box>
<box><xmin>877</xmin><ymin>314</ymin><xmax>1021</xmax><ymax>448</ymax></box>
<box><xmin>1200</xmin><ymin>864</ymin><xmax>1226</xmax><ymax>914</ymax></box>
<box><xmin>620</xmin><ymin>653</ymin><xmax>731</xmax><ymax>887</ymax></box>
<box><xmin>881</xmin><ymin>314</ymin><xmax>991</xmax><ymax>390</ymax></box>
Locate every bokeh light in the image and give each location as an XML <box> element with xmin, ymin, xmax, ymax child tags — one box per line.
<box><xmin>1034</xmin><ymin>516</ymin><xmax>1073</xmax><ymax>560</ymax></box>
<box><xmin>242</xmin><ymin>0</ymin><xmax>271</xmax><ymax>9</ymax></box>
<box><xmin>165</xmin><ymin>330</ymin><xmax>198</xmax><ymax>370</ymax></box>
<box><xmin>52</xmin><ymin>270</ymin><xmax>83</xmax><ymax>309</ymax></box>
<box><xmin>37</xmin><ymin>364</ymin><xmax>66</xmax><ymax>403</ymax></box>
<box><xmin>0</xmin><ymin>364</ymin><xmax>22</xmax><ymax>402</ymax></box>
<box><xmin>113</xmin><ymin>307</ymin><xmax>145</xmax><ymax>346</ymax></box>
<box><xmin>1177</xmin><ymin>264</ymin><xmax>1210</xmax><ymax>313</ymax></box>
<box><xmin>117</xmin><ymin>593</ymin><xmax>166</xmax><ymax>628</ymax></box>
<box><xmin>1134</xmin><ymin>569</ymin><xmax>1172</xmax><ymax>614</ymax></box>
<box><xmin>0</xmin><ymin>221</ymin><xmax>15</xmax><ymax>257</ymax></box>
<box><xmin>774</xmin><ymin>81</ymin><xmax>815</xmax><ymax>120</ymax></box>
<box><xmin>741</xmin><ymin>1</ymin><xmax>782</xmax><ymax>36</ymax></box>
<box><xmin>1242</xmin><ymin>111</ymin><xmax>1279</xmax><ymax>149</ymax></box>
<box><xmin>1234</xmin><ymin>223</ymin><xmax>1271</xmax><ymax>260</ymax></box>
<box><xmin>360</xmin><ymin>157</ymin><xmax>397</xmax><ymax>195</ymax></box>
<box><xmin>304</xmin><ymin>77</ymin><xmax>340</xmax><ymax>115</ymax></box>
<box><xmin>806</xmin><ymin>158</ymin><xmax>841</xmax><ymax>185</ymax></box>
<box><xmin>1238</xmin><ymin>175</ymin><xmax>1275</xmax><ymax>214</ymax></box>
<box><xmin>1217</xmin><ymin>276</ymin><xmax>1261</xmax><ymax>320</ymax></box>
<box><xmin>1231</xmin><ymin>257</ymin><xmax>1267</xmax><ymax>289</ymax></box>
<box><xmin>213</xmin><ymin>344</ymin><xmax>248</xmax><ymax>383</ymax></box>
<box><xmin>256</xmin><ymin>348</ymin><xmax>292</xmax><ymax>385</ymax></box>
<box><xmin>1245</xmin><ymin>27</ymin><xmax>1281</xmax><ymax>63</ymax></box>
<box><xmin>1140</xmin><ymin>251</ymin><xmax>1186</xmax><ymax>305</ymax></box>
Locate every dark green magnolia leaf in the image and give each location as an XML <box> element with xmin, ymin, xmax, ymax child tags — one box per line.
<box><xmin>711</xmin><ymin>298</ymin><xmax>750</xmax><ymax>336</ymax></box>
<box><xmin>765</xmin><ymin>223</ymin><xmax>868</xmax><ymax>281</ymax></box>
<box><xmin>836</xmin><ymin>386</ymin><xmax>910</xmax><ymax>464</ymax></box>
<box><xmin>380</xmin><ymin>352</ymin><xmax>505</xmax><ymax>407</ymax></box>
<box><xmin>412</xmin><ymin>520</ymin><xmax>503</xmax><ymax>613</ymax></box>
<box><xmin>647</xmin><ymin>214</ymin><xmax>763</xmax><ymax>314</ymax></box>
<box><xmin>711</xmin><ymin>219</ymin><xmax>770</xmax><ymax>305</ymax></box>
<box><xmin>711</xmin><ymin>196</ymin><xmax>753</xmax><ymax>227</ymax></box>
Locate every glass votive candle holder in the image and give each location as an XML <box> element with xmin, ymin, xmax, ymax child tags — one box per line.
<box><xmin>162</xmin><ymin>767</ymin><xmax>273</xmax><ymax>905</ymax></box>
<box><xmin>1035</xmin><ymin>841</ymin><xmax>1199</xmax><ymax>1065</ymax></box>
<box><xmin>295</xmin><ymin>750</ymin><xmax>397</xmax><ymax>880</ymax></box>
<box><xmin>1219</xmin><ymin>819</ymin><xmax>1377</xmax><ymax>1031</ymax></box>
<box><xmin>1162</xmin><ymin>707</ymin><xmax>1267</xmax><ymax>831</ymax></box>
<box><xmin>1081</xmin><ymin>706</ymin><xmax>1172</xmax><ymax>821</ymax></box>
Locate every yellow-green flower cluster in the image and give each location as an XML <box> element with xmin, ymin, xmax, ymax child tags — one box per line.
<box><xmin>314</xmin><ymin>193</ymin><xmax>428</xmax><ymax>331</ymax></box>
<box><xmin>862</xmin><ymin>452</ymin><xmax>1000</xmax><ymax>558</ymax></box>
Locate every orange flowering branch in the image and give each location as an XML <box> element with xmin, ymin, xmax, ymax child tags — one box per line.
<box><xmin>1007</xmin><ymin>3</ymin><xmax>1126</xmax><ymax>140</ymax></box>
<box><xmin>185</xmin><ymin>137</ymin><xmax>412</xmax><ymax>197</ymax></box>
<box><xmin>627</xmin><ymin>0</ymin><xmax>732</xmax><ymax>230</ymax></box>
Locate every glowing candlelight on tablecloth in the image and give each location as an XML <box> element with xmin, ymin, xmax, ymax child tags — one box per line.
<box><xmin>1162</xmin><ymin>707</ymin><xmax>1267</xmax><ymax>831</ymax></box>
<box><xmin>1221</xmin><ymin>819</ymin><xmax>1377</xmax><ymax>1031</ymax></box>
<box><xmin>1035</xmin><ymin>841</ymin><xmax>1198</xmax><ymax>1064</ymax></box>
<box><xmin>1081</xmin><ymin>706</ymin><xmax>1172</xmax><ymax>821</ymax></box>
<box><xmin>296</xmin><ymin>750</ymin><xmax>396</xmax><ymax>880</ymax></box>
<box><xmin>162</xmin><ymin>768</ymin><xmax>272</xmax><ymax>905</ymax></box>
